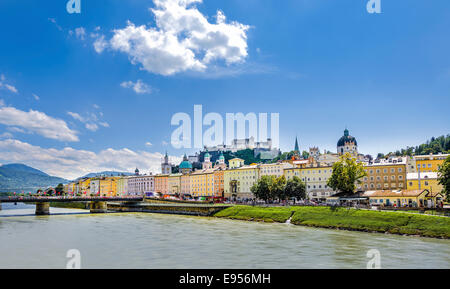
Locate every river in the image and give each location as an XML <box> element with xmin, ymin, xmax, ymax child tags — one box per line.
<box><xmin>0</xmin><ymin>203</ymin><xmax>449</xmax><ymax>269</ymax></box>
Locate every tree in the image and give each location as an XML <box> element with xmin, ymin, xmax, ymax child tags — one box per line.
<box><xmin>55</xmin><ymin>183</ymin><xmax>65</xmax><ymax>195</ymax></box>
<box><xmin>327</xmin><ymin>153</ymin><xmax>367</xmax><ymax>194</ymax></box>
<box><xmin>271</xmin><ymin>176</ymin><xmax>287</xmax><ymax>200</ymax></box>
<box><xmin>251</xmin><ymin>176</ymin><xmax>274</xmax><ymax>203</ymax></box>
<box><xmin>438</xmin><ymin>156</ymin><xmax>450</xmax><ymax>201</ymax></box>
<box><xmin>285</xmin><ymin>176</ymin><xmax>306</xmax><ymax>200</ymax></box>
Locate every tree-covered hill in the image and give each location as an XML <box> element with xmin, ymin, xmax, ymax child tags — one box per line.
<box><xmin>380</xmin><ymin>134</ymin><xmax>450</xmax><ymax>158</ymax></box>
<box><xmin>0</xmin><ymin>164</ymin><xmax>68</xmax><ymax>192</ymax></box>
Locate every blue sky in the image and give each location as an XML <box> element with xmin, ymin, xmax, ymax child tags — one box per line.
<box><xmin>0</xmin><ymin>0</ymin><xmax>449</xmax><ymax>179</ymax></box>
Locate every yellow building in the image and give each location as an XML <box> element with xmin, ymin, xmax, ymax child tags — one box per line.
<box><xmin>78</xmin><ymin>178</ymin><xmax>91</xmax><ymax>194</ymax></box>
<box><xmin>224</xmin><ymin>165</ymin><xmax>259</xmax><ymax>200</ymax></box>
<box><xmin>228</xmin><ymin>158</ymin><xmax>245</xmax><ymax>169</ymax></box>
<box><xmin>180</xmin><ymin>174</ymin><xmax>191</xmax><ymax>196</ymax></box>
<box><xmin>284</xmin><ymin>166</ymin><xmax>334</xmax><ymax>200</ymax></box>
<box><xmin>99</xmin><ymin>177</ymin><xmax>120</xmax><ymax>196</ymax></box>
<box><xmin>168</xmin><ymin>173</ymin><xmax>182</xmax><ymax>195</ymax></box>
<box><xmin>190</xmin><ymin>169</ymin><xmax>215</xmax><ymax>197</ymax></box>
<box><xmin>414</xmin><ymin>153</ymin><xmax>449</xmax><ymax>173</ymax></box>
<box><xmin>360</xmin><ymin>158</ymin><xmax>407</xmax><ymax>191</ymax></box>
<box><xmin>363</xmin><ymin>189</ymin><xmax>445</xmax><ymax>208</ymax></box>
<box><xmin>407</xmin><ymin>172</ymin><xmax>443</xmax><ymax>193</ymax></box>
<box><xmin>154</xmin><ymin>174</ymin><xmax>169</xmax><ymax>195</ymax></box>
<box><xmin>214</xmin><ymin>168</ymin><xmax>225</xmax><ymax>197</ymax></box>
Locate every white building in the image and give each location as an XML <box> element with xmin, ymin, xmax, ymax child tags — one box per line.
<box><xmin>127</xmin><ymin>174</ymin><xmax>155</xmax><ymax>195</ymax></box>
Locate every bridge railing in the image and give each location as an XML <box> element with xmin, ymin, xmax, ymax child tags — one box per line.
<box><xmin>0</xmin><ymin>195</ymin><xmax>144</xmax><ymax>203</ymax></box>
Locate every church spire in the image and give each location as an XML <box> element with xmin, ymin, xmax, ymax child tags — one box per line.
<box><xmin>294</xmin><ymin>136</ymin><xmax>299</xmax><ymax>152</ymax></box>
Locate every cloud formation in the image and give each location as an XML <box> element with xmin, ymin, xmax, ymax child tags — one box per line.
<box><xmin>0</xmin><ymin>139</ymin><xmax>182</xmax><ymax>180</ymax></box>
<box><xmin>67</xmin><ymin>110</ymin><xmax>109</xmax><ymax>132</ymax></box>
<box><xmin>97</xmin><ymin>0</ymin><xmax>249</xmax><ymax>76</ymax></box>
<box><xmin>0</xmin><ymin>74</ymin><xmax>18</xmax><ymax>93</ymax></box>
<box><xmin>0</xmin><ymin>106</ymin><xmax>79</xmax><ymax>142</ymax></box>
<box><xmin>120</xmin><ymin>79</ymin><xmax>153</xmax><ymax>94</ymax></box>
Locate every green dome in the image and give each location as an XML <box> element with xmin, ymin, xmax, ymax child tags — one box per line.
<box><xmin>219</xmin><ymin>154</ymin><xmax>225</xmax><ymax>160</ymax></box>
<box><xmin>204</xmin><ymin>152</ymin><xmax>211</xmax><ymax>158</ymax></box>
<box><xmin>179</xmin><ymin>160</ymin><xmax>192</xmax><ymax>169</ymax></box>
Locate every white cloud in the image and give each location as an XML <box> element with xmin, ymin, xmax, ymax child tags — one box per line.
<box><xmin>75</xmin><ymin>27</ymin><xmax>86</xmax><ymax>40</ymax></box>
<box><xmin>0</xmin><ymin>132</ymin><xmax>13</xmax><ymax>139</ymax></box>
<box><xmin>48</xmin><ymin>18</ymin><xmax>63</xmax><ymax>31</ymax></box>
<box><xmin>120</xmin><ymin>79</ymin><xmax>153</xmax><ymax>94</ymax></box>
<box><xmin>93</xmin><ymin>34</ymin><xmax>108</xmax><ymax>53</ymax></box>
<box><xmin>85</xmin><ymin>123</ymin><xmax>99</xmax><ymax>132</ymax></box>
<box><xmin>0</xmin><ymin>139</ymin><xmax>182</xmax><ymax>180</ymax></box>
<box><xmin>0</xmin><ymin>99</ymin><xmax>4</xmax><ymax>107</ymax></box>
<box><xmin>67</xmin><ymin>110</ymin><xmax>109</xmax><ymax>132</ymax></box>
<box><xmin>0</xmin><ymin>74</ymin><xmax>18</xmax><ymax>93</ymax></box>
<box><xmin>146</xmin><ymin>142</ymin><xmax>153</xmax><ymax>146</ymax></box>
<box><xmin>0</xmin><ymin>106</ymin><xmax>79</xmax><ymax>142</ymax></box>
<box><xmin>99</xmin><ymin>0</ymin><xmax>249</xmax><ymax>76</ymax></box>
<box><xmin>67</xmin><ymin>111</ymin><xmax>84</xmax><ymax>122</ymax></box>
<box><xmin>32</xmin><ymin>93</ymin><xmax>40</xmax><ymax>101</ymax></box>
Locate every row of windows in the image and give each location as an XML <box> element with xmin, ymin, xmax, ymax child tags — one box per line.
<box><xmin>364</xmin><ymin>175</ymin><xmax>404</xmax><ymax>181</ymax></box>
<box><xmin>362</xmin><ymin>183</ymin><xmax>404</xmax><ymax>189</ymax></box>
<box><xmin>366</xmin><ymin>168</ymin><xmax>403</xmax><ymax>174</ymax></box>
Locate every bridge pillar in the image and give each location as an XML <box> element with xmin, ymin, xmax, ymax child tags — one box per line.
<box><xmin>35</xmin><ymin>202</ymin><xmax>50</xmax><ymax>215</ymax></box>
<box><xmin>90</xmin><ymin>201</ymin><xmax>107</xmax><ymax>213</ymax></box>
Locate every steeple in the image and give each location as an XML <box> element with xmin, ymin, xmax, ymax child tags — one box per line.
<box><xmin>294</xmin><ymin>136</ymin><xmax>299</xmax><ymax>152</ymax></box>
<box><xmin>164</xmin><ymin>151</ymin><xmax>169</xmax><ymax>163</ymax></box>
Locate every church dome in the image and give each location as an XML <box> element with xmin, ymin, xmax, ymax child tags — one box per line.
<box><xmin>204</xmin><ymin>152</ymin><xmax>211</xmax><ymax>158</ymax></box>
<box><xmin>179</xmin><ymin>161</ymin><xmax>192</xmax><ymax>169</ymax></box>
<box><xmin>337</xmin><ymin>129</ymin><xmax>357</xmax><ymax>147</ymax></box>
<box><xmin>179</xmin><ymin>154</ymin><xmax>192</xmax><ymax>169</ymax></box>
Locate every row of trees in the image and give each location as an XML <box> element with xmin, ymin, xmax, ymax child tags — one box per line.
<box><xmin>380</xmin><ymin>135</ymin><xmax>450</xmax><ymax>158</ymax></box>
<box><xmin>438</xmin><ymin>156</ymin><xmax>450</xmax><ymax>200</ymax></box>
<box><xmin>251</xmin><ymin>175</ymin><xmax>306</xmax><ymax>202</ymax></box>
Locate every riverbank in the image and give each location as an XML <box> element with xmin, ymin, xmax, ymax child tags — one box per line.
<box><xmin>214</xmin><ymin>206</ymin><xmax>450</xmax><ymax>239</ymax></box>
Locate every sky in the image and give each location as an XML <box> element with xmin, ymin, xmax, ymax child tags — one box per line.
<box><xmin>0</xmin><ymin>0</ymin><xmax>449</xmax><ymax>179</ymax></box>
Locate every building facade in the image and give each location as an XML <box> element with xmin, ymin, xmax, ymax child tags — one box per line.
<box><xmin>224</xmin><ymin>165</ymin><xmax>259</xmax><ymax>200</ymax></box>
<box><xmin>154</xmin><ymin>174</ymin><xmax>169</xmax><ymax>195</ymax></box>
<box><xmin>414</xmin><ymin>153</ymin><xmax>449</xmax><ymax>173</ymax></box>
<box><xmin>360</xmin><ymin>158</ymin><xmax>407</xmax><ymax>191</ymax></box>
<box><xmin>407</xmin><ymin>172</ymin><xmax>443</xmax><ymax>193</ymax></box>
<box><xmin>168</xmin><ymin>174</ymin><xmax>182</xmax><ymax>195</ymax></box>
<box><xmin>190</xmin><ymin>169</ymin><xmax>215</xmax><ymax>197</ymax></box>
<box><xmin>127</xmin><ymin>174</ymin><xmax>154</xmax><ymax>195</ymax></box>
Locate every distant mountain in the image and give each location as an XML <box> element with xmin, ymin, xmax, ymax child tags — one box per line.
<box><xmin>0</xmin><ymin>163</ymin><xmax>68</xmax><ymax>193</ymax></box>
<box><xmin>79</xmin><ymin>171</ymin><xmax>134</xmax><ymax>179</ymax></box>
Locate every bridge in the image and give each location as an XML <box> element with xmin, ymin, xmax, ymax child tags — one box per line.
<box><xmin>0</xmin><ymin>196</ymin><xmax>143</xmax><ymax>215</ymax></box>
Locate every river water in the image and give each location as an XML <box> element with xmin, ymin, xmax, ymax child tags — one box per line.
<box><xmin>0</xmin><ymin>203</ymin><xmax>449</xmax><ymax>269</ymax></box>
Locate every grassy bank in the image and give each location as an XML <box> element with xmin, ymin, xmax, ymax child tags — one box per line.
<box><xmin>49</xmin><ymin>202</ymin><xmax>88</xmax><ymax>210</ymax></box>
<box><xmin>214</xmin><ymin>206</ymin><xmax>450</xmax><ymax>239</ymax></box>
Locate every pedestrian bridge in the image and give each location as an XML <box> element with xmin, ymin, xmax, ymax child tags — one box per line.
<box><xmin>0</xmin><ymin>196</ymin><xmax>143</xmax><ymax>215</ymax></box>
